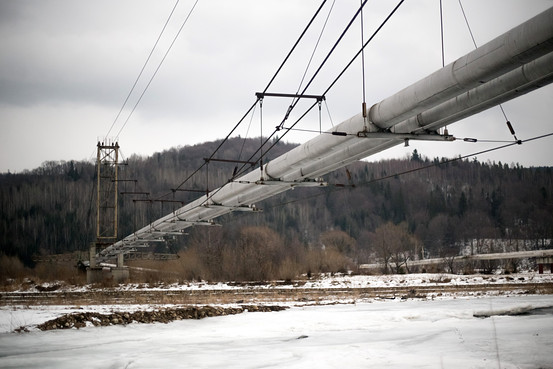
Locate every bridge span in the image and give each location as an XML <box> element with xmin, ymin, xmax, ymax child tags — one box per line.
<box><xmin>94</xmin><ymin>7</ymin><xmax>553</xmax><ymax>268</ymax></box>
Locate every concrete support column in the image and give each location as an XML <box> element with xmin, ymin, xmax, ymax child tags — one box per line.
<box><xmin>89</xmin><ymin>243</ymin><xmax>97</xmax><ymax>268</ymax></box>
<box><xmin>111</xmin><ymin>267</ymin><xmax>129</xmax><ymax>283</ymax></box>
<box><xmin>117</xmin><ymin>253</ymin><xmax>124</xmax><ymax>268</ymax></box>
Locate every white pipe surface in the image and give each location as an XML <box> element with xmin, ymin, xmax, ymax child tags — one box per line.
<box><xmin>368</xmin><ymin>6</ymin><xmax>553</xmax><ymax>129</ymax></box>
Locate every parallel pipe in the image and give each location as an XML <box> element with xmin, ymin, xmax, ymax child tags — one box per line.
<box><xmin>395</xmin><ymin>51</ymin><xmax>553</xmax><ymax>134</ymax></box>
<box><xmin>368</xmin><ymin>6</ymin><xmax>553</xmax><ymax>129</ymax></box>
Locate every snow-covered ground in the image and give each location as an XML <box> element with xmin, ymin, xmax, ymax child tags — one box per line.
<box><xmin>299</xmin><ymin>272</ymin><xmax>553</xmax><ymax>289</ymax></box>
<box><xmin>1</xmin><ymin>272</ymin><xmax>552</xmax><ymax>368</ymax></box>
<box><xmin>0</xmin><ymin>273</ymin><xmax>553</xmax><ymax>368</ymax></box>
<box><xmin>0</xmin><ymin>295</ymin><xmax>552</xmax><ymax>368</ymax></box>
<box><xmin>7</xmin><ymin>271</ymin><xmax>551</xmax><ymax>293</ymax></box>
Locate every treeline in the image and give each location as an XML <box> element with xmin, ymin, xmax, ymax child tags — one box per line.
<box><xmin>1</xmin><ymin>137</ymin><xmax>552</xmax><ymax>277</ymax></box>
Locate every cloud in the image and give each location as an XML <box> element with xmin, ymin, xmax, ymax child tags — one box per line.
<box><xmin>0</xmin><ymin>0</ymin><xmax>552</xmax><ymax>172</ymax></box>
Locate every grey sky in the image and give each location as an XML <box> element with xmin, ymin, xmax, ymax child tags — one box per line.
<box><xmin>1</xmin><ymin>0</ymin><xmax>552</xmax><ymax>173</ymax></box>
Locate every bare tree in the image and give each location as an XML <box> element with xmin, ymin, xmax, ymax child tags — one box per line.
<box><xmin>320</xmin><ymin>230</ymin><xmax>357</xmax><ymax>257</ymax></box>
<box><xmin>228</xmin><ymin>226</ymin><xmax>282</xmax><ymax>281</ymax></box>
<box><xmin>371</xmin><ymin>222</ymin><xmax>416</xmax><ymax>274</ymax></box>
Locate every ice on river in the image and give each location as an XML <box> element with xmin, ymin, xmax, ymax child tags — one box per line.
<box><xmin>1</xmin><ymin>295</ymin><xmax>552</xmax><ymax>368</ymax></box>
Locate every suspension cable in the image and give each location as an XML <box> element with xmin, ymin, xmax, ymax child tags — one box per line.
<box><xmin>323</xmin><ymin>0</ymin><xmax>405</xmax><ymax>96</ymax></box>
<box><xmin>300</xmin><ymin>0</ymin><xmax>369</xmax><ymax>98</ymax></box>
<box><xmin>155</xmin><ymin>0</ymin><xmax>404</xmax><ymax>213</ymax></box>
<box><xmin>439</xmin><ymin>0</ymin><xmax>445</xmax><ymax>68</ymax></box>
<box><xmin>277</xmin><ymin>0</ymin><xmax>335</xmax><ymax>136</ymax></box>
<box><xmin>259</xmin><ymin>98</ymin><xmax>264</xmax><ymax>177</ymax></box>
<box><xmin>265</xmin><ymin>131</ymin><xmax>553</xmax><ymax>209</ymax></box>
<box><xmin>160</xmin><ymin>1</ymin><xmax>361</xmax><ymax>196</ymax></box>
<box><xmin>439</xmin><ymin>0</ymin><xmax>447</xmax><ymax>134</ymax></box>
<box><xmin>115</xmin><ymin>0</ymin><xmax>200</xmax><ymax>141</ymax></box>
<box><xmin>232</xmin><ymin>0</ymin><xmax>404</xmax><ymax>182</ymax></box>
<box><xmin>167</xmin><ymin>98</ymin><xmax>260</xmax><ymax>196</ymax></box>
<box><xmin>296</xmin><ymin>0</ymin><xmax>336</xmax><ymax>96</ymax></box>
<box><xmin>275</xmin><ymin>0</ymin><xmax>369</xmax><ymax>133</ymax></box>
<box><xmin>458</xmin><ymin>0</ymin><xmax>477</xmax><ymax>48</ymax></box>
<box><xmin>152</xmin><ymin>0</ymin><xmax>499</xmax><ymax>231</ymax></box>
<box><xmin>105</xmin><ymin>0</ymin><xmax>181</xmax><ymax>141</ymax></box>
<box><xmin>274</xmin><ymin>0</ymin><xmax>405</xmax><ymax>142</ymax></box>
<box><xmin>150</xmin><ymin>1</ymin><xmax>403</xmax><ymax>217</ymax></box>
<box><xmin>458</xmin><ymin>0</ymin><xmax>514</xmax><ymax>139</ymax></box>
<box><xmin>360</xmin><ymin>0</ymin><xmax>367</xmax><ymax>118</ymax></box>
<box><xmin>262</xmin><ymin>0</ymin><xmax>328</xmax><ymax>94</ymax></box>
<box><xmin>325</xmin><ymin>99</ymin><xmax>335</xmax><ymax>127</ymax></box>
<box><xmin>237</xmin><ymin>102</ymin><xmax>257</xmax><ymax>162</ymax></box>
<box><xmin>160</xmin><ymin>1</ymin><xmax>330</xmax><ymax>199</ymax></box>
<box><xmin>318</xmin><ymin>99</ymin><xmax>323</xmax><ymax>133</ymax></box>
<box><xmin>150</xmin><ymin>0</ymin><xmax>542</xmax><ymax>233</ymax></box>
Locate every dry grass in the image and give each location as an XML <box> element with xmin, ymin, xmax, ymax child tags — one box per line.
<box><xmin>126</xmin><ymin>247</ymin><xmax>355</xmax><ymax>284</ymax></box>
<box><xmin>1</xmin><ymin>254</ymin><xmax>86</xmax><ymax>290</ymax></box>
<box><xmin>127</xmin><ymin>249</ymin><xmax>207</xmax><ymax>284</ymax></box>
<box><xmin>0</xmin><ymin>254</ymin><xmax>27</xmax><ymax>281</ymax></box>
<box><xmin>33</xmin><ymin>262</ymin><xmax>86</xmax><ymax>285</ymax></box>
<box><xmin>4</xmin><ymin>246</ymin><xmax>352</xmax><ymax>288</ymax></box>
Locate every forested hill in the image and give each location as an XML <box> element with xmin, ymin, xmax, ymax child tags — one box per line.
<box><xmin>1</xmin><ymin>137</ymin><xmax>552</xmax><ymax>268</ymax></box>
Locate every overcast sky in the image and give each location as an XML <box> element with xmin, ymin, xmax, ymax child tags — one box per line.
<box><xmin>1</xmin><ymin>0</ymin><xmax>552</xmax><ymax>173</ymax></box>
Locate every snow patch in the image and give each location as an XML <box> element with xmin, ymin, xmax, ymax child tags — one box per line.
<box><xmin>2</xmin><ymin>296</ymin><xmax>553</xmax><ymax>368</ymax></box>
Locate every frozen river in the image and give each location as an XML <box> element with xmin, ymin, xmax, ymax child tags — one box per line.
<box><xmin>1</xmin><ymin>295</ymin><xmax>552</xmax><ymax>368</ymax></box>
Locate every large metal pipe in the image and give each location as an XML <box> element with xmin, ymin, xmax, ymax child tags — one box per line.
<box><xmin>270</xmin><ymin>50</ymin><xmax>553</xmax><ymax>182</ymax></box>
<box><xmin>368</xmin><ymin>6</ymin><xmax>553</xmax><ymax>129</ymax></box>
<box><xmin>394</xmin><ymin>51</ymin><xmax>553</xmax><ymax>134</ymax></box>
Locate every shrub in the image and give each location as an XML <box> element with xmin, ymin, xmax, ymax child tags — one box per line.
<box><xmin>0</xmin><ymin>253</ymin><xmax>27</xmax><ymax>284</ymax></box>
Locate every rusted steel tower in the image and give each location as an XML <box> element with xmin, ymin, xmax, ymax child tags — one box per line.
<box><xmin>89</xmin><ymin>140</ymin><xmax>121</xmax><ymax>276</ymax></box>
<box><xmin>88</xmin><ymin>140</ymin><xmax>129</xmax><ymax>283</ymax></box>
<box><xmin>96</xmin><ymin>140</ymin><xmax>119</xmax><ymax>245</ymax></box>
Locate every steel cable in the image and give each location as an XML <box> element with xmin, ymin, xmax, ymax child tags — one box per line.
<box><xmin>153</xmin><ymin>1</ymin><xmax>330</xmax><ymax>199</ymax></box>
<box><xmin>264</xmin><ymin>131</ymin><xmax>553</xmax><ymax>209</ymax></box>
<box><xmin>104</xmin><ymin>0</ymin><xmax>181</xmax><ymax>141</ymax></box>
<box><xmin>115</xmin><ymin>0</ymin><xmax>200</xmax><ymax>141</ymax></box>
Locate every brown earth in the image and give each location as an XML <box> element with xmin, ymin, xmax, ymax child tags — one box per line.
<box><xmin>2</xmin><ymin>282</ymin><xmax>552</xmax><ymax>307</ymax></box>
<box><xmin>34</xmin><ymin>305</ymin><xmax>287</xmax><ymax>331</ymax></box>
<box><xmin>5</xmin><ymin>281</ymin><xmax>553</xmax><ymax>332</ymax></box>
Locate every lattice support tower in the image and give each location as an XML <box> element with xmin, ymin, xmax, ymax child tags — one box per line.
<box><xmin>95</xmin><ymin>140</ymin><xmax>119</xmax><ymax>253</ymax></box>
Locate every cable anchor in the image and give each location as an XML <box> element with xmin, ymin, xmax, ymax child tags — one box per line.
<box><xmin>506</xmin><ymin>121</ymin><xmax>522</xmax><ymax>145</ymax></box>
